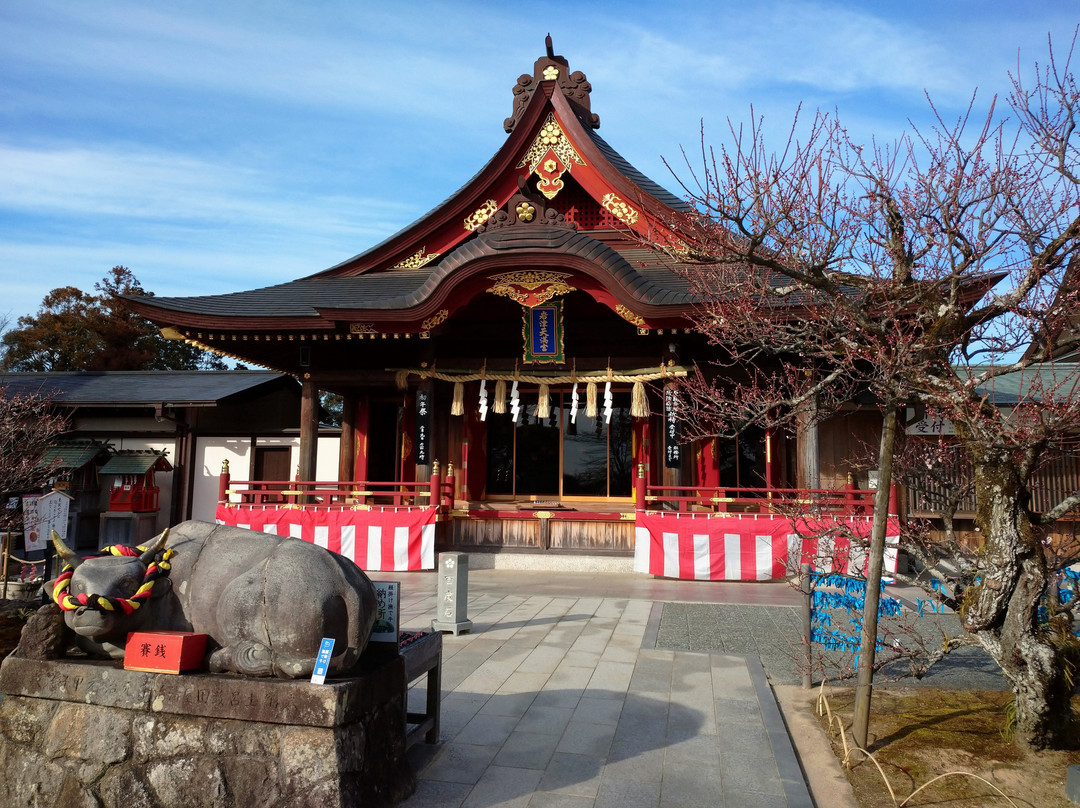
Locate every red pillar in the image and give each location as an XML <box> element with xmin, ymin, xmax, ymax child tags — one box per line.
<box><xmin>218</xmin><ymin>459</ymin><xmax>231</xmax><ymax>505</ymax></box>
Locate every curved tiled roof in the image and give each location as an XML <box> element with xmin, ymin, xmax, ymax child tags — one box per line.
<box><xmin>134</xmin><ymin>228</ymin><xmax>701</xmax><ymax>320</ymax></box>
<box><xmin>437</xmin><ymin>227</ymin><xmax>696</xmax><ymax>307</ymax></box>
<box><xmin>135</xmin><ymin>272</ymin><xmax>433</xmax><ymax>318</ymax></box>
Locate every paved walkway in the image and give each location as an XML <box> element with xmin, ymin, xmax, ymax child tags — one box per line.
<box><xmin>369</xmin><ymin>568</ymin><xmax>818</xmax><ymax>808</ymax></box>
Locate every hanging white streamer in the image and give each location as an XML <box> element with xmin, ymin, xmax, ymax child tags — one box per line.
<box><xmin>603</xmin><ymin>381</ymin><xmax>613</xmax><ymax>424</ymax></box>
<box><xmin>478</xmin><ymin>379</ymin><xmax>488</xmax><ymax>421</ymax></box>
<box><xmin>510</xmin><ymin>381</ymin><xmax>520</xmax><ymax>423</ymax></box>
<box><xmin>570</xmin><ymin>382</ymin><xmax>579</xmax><ymax>424</ymax></box>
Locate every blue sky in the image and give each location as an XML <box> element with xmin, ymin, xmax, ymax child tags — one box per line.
<box><xmin>1</xmin><ymin>1</ymin><xmax>1076</xmax><ymax>328</ymax></box>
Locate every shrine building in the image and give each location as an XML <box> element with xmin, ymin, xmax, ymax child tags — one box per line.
<box><xmin>128</xmin><ymin>41</ymin><xmax>890</xmax><ymax>579</ymax></box>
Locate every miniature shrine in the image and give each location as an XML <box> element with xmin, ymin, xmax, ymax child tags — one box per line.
<box><xmin>98</xmin><ymin>449</ymin><xmax>172</xmax><ymax>547</ymax></box>
<box><xmin>128</xmin><ymin>40</ymin><xmax>896</xmax><ymax>579</ymax></box>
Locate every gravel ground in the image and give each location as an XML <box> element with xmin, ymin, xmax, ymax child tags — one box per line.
<box><xmin>654</xmin><ymin>601</ymin><xmax>1009</xmax><ymax>690</ymax></box>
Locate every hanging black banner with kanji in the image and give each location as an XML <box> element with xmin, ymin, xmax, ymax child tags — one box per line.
<box><xmin>664</xmin><ymin>388</ymin><xmax>682</xmax><ymax>468</ymax></box>
<box><xmin>415</xmin><ymin>389</ymin><xmax>431</xmax><ymax>465</ymax></box>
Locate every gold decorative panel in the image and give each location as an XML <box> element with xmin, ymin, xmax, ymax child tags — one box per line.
<box><xmin>601</xmin><ymin>193</ymin><xmax>639</xmax><ymax>225</ymax></box>
<box><xmin>465</xmin><ymin>200</ymin><xmax>499</xmax><ymax>231</ymax></box>
<box><xmin>421</xmin><ymin>309</ymin><xmax>449</xmax><ymax>331</ymax></box>
<box><xmin>349</xmin><ymin>323</ymin><xmax>377</xmax><ymax>334</ymax></box>
<box><xmin>390</xmin><ymin>248</ymin><xmax>439</xmax><ymax>271</ymax></box>
<box><xmin>487</xmin><ymin>271</ymin><xmax>575</xmax><ymax>307</ymax></box>
<box><xmin>615</xmin><ymin>305</ymin><xmax>646</xmax><ymax>326</ymax></box>
<box><xmin>517</xmin><ymin>114</ymin><xmax>585</xmax><ymax>199</ymax></box>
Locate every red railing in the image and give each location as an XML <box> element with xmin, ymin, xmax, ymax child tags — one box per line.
<box><xmin>218</xmin><ymin>461</ymin><xmax>456</xmax><ymax>512</ymax></box>
<box><xmin>635</xmin><ymin>470</ymin><xmax>895</xmax><ymax>516</ymax></box>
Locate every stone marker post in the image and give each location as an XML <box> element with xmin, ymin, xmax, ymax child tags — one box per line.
<box><xmin>431</xmin><ymin>552</ymin><xmax>472</xmax><ymax>636</ymax></box>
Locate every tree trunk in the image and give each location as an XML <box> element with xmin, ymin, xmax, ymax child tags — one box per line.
<box><xmin>851</xmin><ymin>402</ymin><xmax>898</xmax><ymax>749</ymax></box>
<box><xmin>963</xmin><ymin>451</ymin><xmax>1073</xmax><ymax>749</ymax></box>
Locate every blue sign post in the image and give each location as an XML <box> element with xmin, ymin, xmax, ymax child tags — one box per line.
<box><xmin>310</xmin><ymin>637</ymin><xmax>336</xmax><ymax>685</ymax></box>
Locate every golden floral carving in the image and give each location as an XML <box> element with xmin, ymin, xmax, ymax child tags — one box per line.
<box><xmin>390</xmin><ymin>248</ymin><xmax>439</xmax><ymax>271</ymax></box>
<box><xmin>487</xmin><ymin>271</ymin><xmax>575</xmax><ymax>307</ymax></box>
<box><xmin>465</xmin><ymin>200</ymin><xmax>499</xmax><ymax>231</ymax></box>
<box><xmin>615</xmin><ymin>305</ymin><xmax>646</xmax><ymax>326</ymax></box>
<box><xmin>421</xmin><ymin>309</ymin><xmax>449</xmax><ymax>331</ymax></box>
<box><xmin>517</xmin><ymin>114</ymin><xmax>585</xmax><ymax>199</ymax></box>
<box><xmin>349</xmin><ymin>323</ymin><xmax>377</xmax><ymax>334</ymax></box>
<box><xmin>515</xmin><ymin>202</ymin><xmax>536</xmax><ymax>221</ymax></box>
<box><xmin>601</xmin><ymin>192</ymin><xmax>640</xmax><ymax>225</ymax></box>
<box><xmin>542</xmin><ymin>65</ymin><xmax>559</xmax><ymax>81</ymax></box>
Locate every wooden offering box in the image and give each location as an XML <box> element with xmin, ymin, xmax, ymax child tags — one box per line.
<box><xmin>124</xmin><ymin>631</ymin><xmax>207</xmax><ymax>674</ymax></box>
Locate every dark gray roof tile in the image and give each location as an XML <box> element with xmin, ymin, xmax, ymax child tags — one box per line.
<box><xmin>0</xmin><ymin>371</ymin><xmax>292</xmax><ymax>406</ymax></box>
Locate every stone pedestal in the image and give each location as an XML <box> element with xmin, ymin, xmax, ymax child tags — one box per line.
<box><xmin>97</xmin><ymin>511</ymin><xmax>158</xmax><ymax>549</ymax></box>
<box><xmin>431</xmin><ymin>552</ymin><xmax>472</xmax><ymax>635</ymax></box>
<box><xmin>0</xmin><ymin>655</ymin><xmax>415</xmax><ymax>808</ymax></box>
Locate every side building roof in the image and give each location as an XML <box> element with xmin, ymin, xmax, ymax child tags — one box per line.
<box><xmin>0</xmin><ymin>370</ymin><xmax>294</xmax><ymax>407</ymax></box>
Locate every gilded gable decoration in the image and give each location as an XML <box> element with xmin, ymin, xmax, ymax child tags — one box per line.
<box><xmin>615</xmin><ymin>305</ymin><xmax>646</xmax><ymax>327</ymax></box>
<box><xmin>487</xmin><ymin>270</ymin><xmax>576</xmax><ymax>308</ymax></box>
<box><xmin>465</xmin><ymin>200</ymin><xmax>499</xmax><ymax>231</ymax></box>
<box><xmin>421</xmin><ymin>309</ymin><xmax>449</xmax><ymax>331</ymax></box>
<box><xmin>505</xmin><ymin>37</ymin><xmax>600</xmax><ymax>133</ymax></box>
<box><xmin>390</xmin><ymin>248</ymin><xmax>439</xmax><ymax>271</ymax></box>
<box><xmin>517</xmin><ymin>114</ymin><xmax>585</xmax><ymax>200</ymax></box>
<box><xmin>601</xmin><ymin>193</ymin><xmax>640</xmax><ymax>225</ymax></box>
<box><xmin>477</xmin><ymin>192</ymin><xmax>577</xmax><ymax>233</ymax></box>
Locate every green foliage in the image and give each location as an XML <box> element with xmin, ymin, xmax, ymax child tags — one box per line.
<box><xmin>321</xmin><ymin>392</ymin><xmax>344</xmax><ymax>426</ymax></box>
<box><xmin>0</xmin><ymin>266</ymin><xmax>226</xmax><ymax>372</ymax></box>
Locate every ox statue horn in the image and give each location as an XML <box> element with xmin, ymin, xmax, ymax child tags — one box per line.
<box><xmin>51</xmin><ymin>529</ymin><xmax>82</xmax><ymax>569</ymax></box>
<box><xmin>139</xmin><ymin>528</ymin><xmax>170</xmax><ymax>565</ymax></box>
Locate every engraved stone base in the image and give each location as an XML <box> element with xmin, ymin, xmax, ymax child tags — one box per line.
<box><xmin>0</xmin><ymin>655</ymin><xmax>415</xmax><ymax>808</ymax></box>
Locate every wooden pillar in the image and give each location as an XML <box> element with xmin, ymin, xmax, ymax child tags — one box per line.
<box><xmin>338</xmin><ymin>393</ymin><xmax>359</xmax><ymax>483</ymax></box>
<box><xmin>355</xmin><ymin>397</ymin><xmax>371</xmax><ymax>483</ymax></box>
<box><xmin>299</xmin><ymin>378</ymin><xmax>319</xmax><ymax>484</ymax></box>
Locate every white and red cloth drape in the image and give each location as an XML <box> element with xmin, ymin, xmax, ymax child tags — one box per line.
<box><xmin>633</xmin><ymin>511</ymin><xmax>900</xmax><ymax>581</ymax></box>
<box><xmin>215</xmin><ymin>505</ymin><xmax>436</xmax><ymax>572</ymax></box>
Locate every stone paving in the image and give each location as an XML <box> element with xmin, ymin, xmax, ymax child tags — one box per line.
<box><xmin>656</xmin><ymin>602</ymin><xmax>806</xmax><ymax>685</ymax></box>
<box><xmin>371</xmin><ymin>569</ymin><xmax>813</xmax><ymax>808</ymax></box>
<box><xmin>655</xmin><ymin>592</ymin><xmax>1007</xmax><ymax>691</ymax></box>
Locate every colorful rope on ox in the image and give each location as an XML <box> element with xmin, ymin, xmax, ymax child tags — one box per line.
<box><xmin>52</xmin><ymin>544</ymin><xmax>176</xmax><ymax>615</ymax></box>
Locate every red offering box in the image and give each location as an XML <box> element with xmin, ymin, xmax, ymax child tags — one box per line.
<box><xmin>124</xmin><ymin>631</ymin><xmax>207</xmax><ymax>674</ymax></box>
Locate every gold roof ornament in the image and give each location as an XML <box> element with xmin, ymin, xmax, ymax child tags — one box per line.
<box><xmin>517</xmin><ymin>114</ymin><xmax>586</xmax><ymax>199</ymax></box>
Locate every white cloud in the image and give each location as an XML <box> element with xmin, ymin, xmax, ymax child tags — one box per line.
<box><xmin>0</xmin><ymin>143</ymin><xmax>419</xmax><ymax>236</ymax></box>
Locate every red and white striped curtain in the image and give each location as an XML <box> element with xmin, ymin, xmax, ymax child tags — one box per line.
<box><xmin>634</xmin><ymin>512</ymin><xmax>899</xmax><ymax>581</ymax></box>
<box><xmin>215</xmin><ymin>505</ymin><xmax>436</xmax><ymax>571</ymax></box>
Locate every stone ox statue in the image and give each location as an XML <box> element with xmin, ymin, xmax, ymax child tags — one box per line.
<box><xmin>49</xmin><ymin>520</ymin><xmax>378</xmax><ymax>678</ymax></box>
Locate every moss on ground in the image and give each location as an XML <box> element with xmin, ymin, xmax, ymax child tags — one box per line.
<box><xmin>818</xmin><ymin>687</ymin><xmax>1080</xmax><ymax>807</ymax></box>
